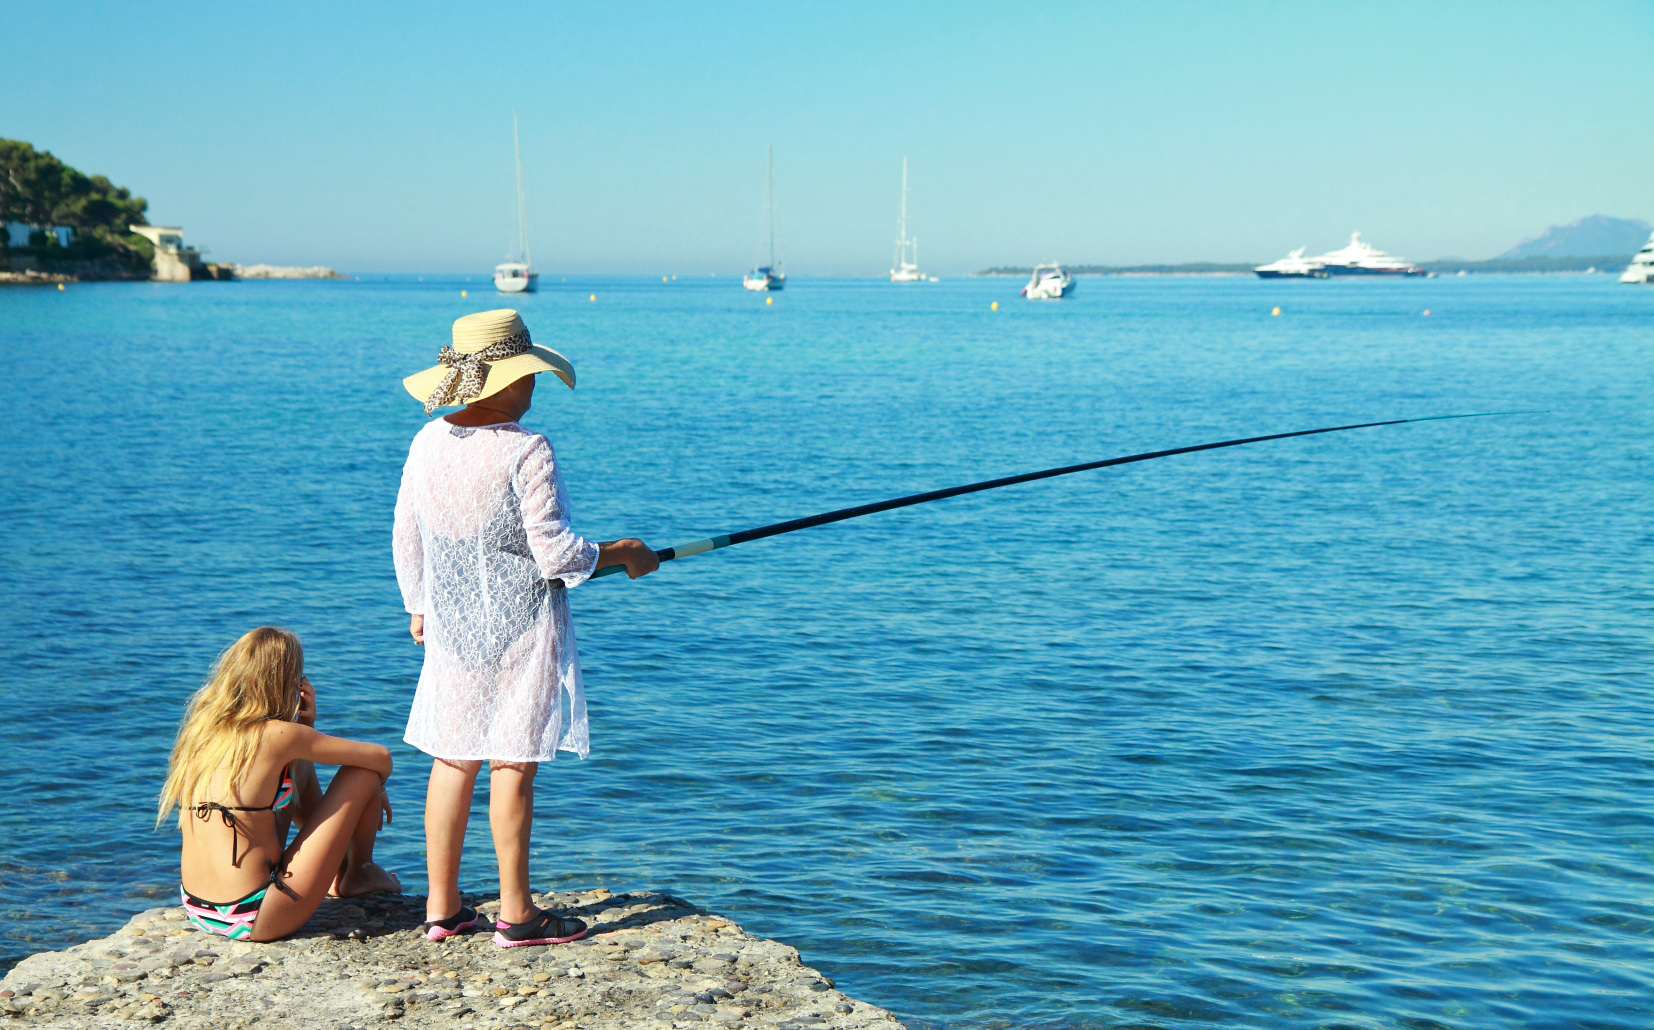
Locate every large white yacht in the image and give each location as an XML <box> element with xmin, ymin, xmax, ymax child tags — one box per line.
<box><xmin>494</xmin><ymin>111</ymin><xmax>537</xmax><ymax>294</ymax></box>
<box><xmin>744</xmin><ymin>146</ymin><xmax>785</xmax><ymax>292</ymax></box>
<box><xmin>1254</xmin><ymin>247</ymin><xmax>1328</xmax><ymax>279</ymax></box>
<box><xmin>890</xmin><ymin>157</ymin><xmax>924</xmax><ymax>282</ymax></box>
<box><xmin>1619</xmin><ymin>231</ymin><xmax>1654</xmax><ymax>283</ymax></box>
<box><xmin>1022</xmin><ymin>263</ymin><xmax>1075</xmax><ymax>300</ymax></box>
<box><xmin>1313</xmin><ymin>232</ymin><xmax>1427</xmax><ymax>277</ymax></box>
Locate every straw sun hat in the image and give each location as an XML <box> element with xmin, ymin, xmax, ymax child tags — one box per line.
<box><xmin>403</xmin><ymin>309</ymin><xmax>576</xmax><ymax>415</ymax></box>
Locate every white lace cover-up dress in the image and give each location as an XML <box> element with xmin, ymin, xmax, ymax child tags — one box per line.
<box><xmin>393</xmin><ymin>420</ymin><xmax>601</xmax><ymax>762</ymax></box>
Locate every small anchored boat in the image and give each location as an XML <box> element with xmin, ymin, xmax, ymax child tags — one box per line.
<box><xmin>494</xmin><ymin>111</ymin><xmax>537</xmax><ymax>294</ymax></box>
<box><xmin>1022</xmin><ymin>263</ymin><xmax>1075</xmax><ymax>300</ymax></box>
<box><xmin>890</xmin><ymin>157</ymin><xmax>924</xmax><ymax>283</ymax></box>
<box><xmin>744</xmin><ymin>146</ymin><xmax>786</xmax><ymax>292</ymax></box>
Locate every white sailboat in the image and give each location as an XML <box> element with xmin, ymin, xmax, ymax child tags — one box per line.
<box><xmin>744</xmin><ymin>146</ymin><xmax>785</xmax><ymax>292</ymax></box>
<box><xmin>494</xmin><ymin>110</ymin><xmax>537</xmax><ymax>294</ymax></box>
<box><xmin>890</xmin><ymin>157</ymin><xmax>924</xmax><ymax>283</ymax></box>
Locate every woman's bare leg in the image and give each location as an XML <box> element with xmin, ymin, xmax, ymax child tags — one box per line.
<box><xmin>489</xmin><ymin>761</ymin><xmax>538</xmax><ymax>924</ymax></box>
<box><xmin>426</xmin><ymin>758</ymin><xmax>482</xmax><ymax>922</ymax></box>
<box><xmin>247</xmin><ymin>766</ymin><xmax>383</xmax><ymax>941</ymax></box>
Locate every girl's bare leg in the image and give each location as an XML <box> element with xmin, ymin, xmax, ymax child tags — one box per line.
<box><xmin>247</xmin><ymin>766</ymin><xmax>383</xmax><ymax>941</ymax></box>
<box><xmin>489</xmin><ymin>761</ymin><xmax>538</xmax><ymax>924</ymax></box>
<box><xmin>426</xmin><ymin>758</ymin><xmax>482</xmax><ymax>922</ymax></box>
<box><xmin>334</xmin><ymin>788</ymin><xmax>401</xmax><ymax>897</ymax></box>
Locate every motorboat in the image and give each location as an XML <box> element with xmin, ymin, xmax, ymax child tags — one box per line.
<box><xmin>1313</xmin><ymin>232</ymin><xmax>1427</xmax><ymax>277</ymax></box>
<box><xmin>1254</xmin><ymin>247</ymin><xmax>1327</xmax><ymax>279</ymax></box>
<box><xmin>744</xmin><ymin>146</ymin><xmax>786</xmax><ymax>292</ymax></box>
<box><xmin>1022</xmin><ymin>263</ymin><xmax>1075</xmax><ymax>299</ymax></box>
<box><xmin>890</xmin><ymin>157</ymin><xmax>924</xmax><ymax>282</ymax></box>
<box><xmin>494</xmin><ymin>110</ymin><xmax>538</xmax><ymax>294</ymax></box>
<box><xmin>1620</xmin><ymin>231</ymin><xmax>1654</xmax><ymax>283</ymax></box>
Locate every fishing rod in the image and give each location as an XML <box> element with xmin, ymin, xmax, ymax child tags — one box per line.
<box><xmin>589</xmin><ymin>411</ymin><xmax>1536</xmax><ymax>581</ymax></box>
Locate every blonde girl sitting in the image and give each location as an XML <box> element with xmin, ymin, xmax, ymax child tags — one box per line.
<box><xmin>159</xmin><ymin>627</ymin><xmax>397</xmax><ymax>941</ymax></box>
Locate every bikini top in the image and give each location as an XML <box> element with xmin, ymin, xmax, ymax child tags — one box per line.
<box><xmin>192</xmin><ymin>764</ymin><xmax>295</xmax><ymax>867</ymax></box>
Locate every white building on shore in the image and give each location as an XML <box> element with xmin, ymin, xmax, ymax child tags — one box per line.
<box><xmin>127</xmin><ymin>224</ymin><xmax>200</xmax><ymax>282</ymax></box>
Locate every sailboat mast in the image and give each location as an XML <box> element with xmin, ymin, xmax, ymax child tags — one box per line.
<box><xmin>900</xmin><ymin>157</ymin><xmax>909</xmax><ymax>250</ymax></box>
<box><xmin>766</xmin><ymin>145</ymin><xmax>777</xmax><ymax>268</ymax></box>
<box><xmin>513</xmin><ymin>109</ymin><xmax>532</xmax><ymax>268</ymax></box>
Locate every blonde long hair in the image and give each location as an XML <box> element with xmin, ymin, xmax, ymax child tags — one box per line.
<box><xmin>157</xmin><ymin>627</ymin><xmax>304</xmax><ymax>827</ymax></box>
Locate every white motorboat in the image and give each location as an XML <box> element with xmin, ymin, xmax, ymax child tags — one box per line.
<box><xmin>1313</xmin><ymin>232</ymin><xmax>1427</xmax><ymax>277</ymax></box>
<box><xmin>744</xmin><ymin>146</ymin><xmax>785</xmax><ymax>292</ymax></box>
<box><xmin>890</xmin><ymin>157</ymin><xmax>924</xmax><ymax>282</ymax></box>
<box><xmin>1620</xmin><ymin>231</ymin><xmax>1654</xmax><ymax>283</ymax></box>
<box><xmin>1022</xmin><ymin>263</ymin><xmax>1075</xmax><ymax>300</ymax></box>
<box><xmin>494</xmin><ymin>110</ymin><xmax>537</xmax><ymax>294</ymax></box>
<box><xmin>1254</xmin><ymin>247</ymin><xmax>1328</xmax><ymax>279</ymax></box>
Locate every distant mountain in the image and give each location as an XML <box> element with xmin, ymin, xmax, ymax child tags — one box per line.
<box><xmin>1499</xmin><ymin>215</ymin><xmax>1650</xmax><ymax>259</ymax></box>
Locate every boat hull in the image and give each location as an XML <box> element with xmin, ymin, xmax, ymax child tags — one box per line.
<box><xmin>1255</xmin><ymin>269</ymin><xmax>1328</xmax><ymax>279</ymax></box>
<box><xmin>1320</xmin><ymin>265</ymin><xmax>1427</xmax><ymax>277</ymax></box>
<box><xmin>1022</xmin><ymin>279</ymin><xmax>1075</xmax><ymax>299</ymax></box>
<box><xmin>890</xmin><ymin>270</ymin><xmax>925</xmax><ymax>283</ymax></box>
<box><xmin>744</xmin><ymin>272</ymin><xmax>784</xmax><ymax>291</ymax></box>
<box><xmin>494</xmin><ymin>273</ymin><xmax>537</xmax><ymax>293</ymax></box>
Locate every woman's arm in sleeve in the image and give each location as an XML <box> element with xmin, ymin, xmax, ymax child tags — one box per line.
<box><xmin>392</xmin><ymin>448</ymin><xmax>425</xmax><ymax>614</ymax></box>
<box><xmin>516</xmin><ymin>436</ymin><xmax>602</xmax><ymax>588</ymax></box>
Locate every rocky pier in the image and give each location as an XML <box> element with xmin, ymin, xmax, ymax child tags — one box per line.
<box><xmin>0</xmin><ymin>889</ymin><xmax>905</xmax><ymax>1030</ymax></box>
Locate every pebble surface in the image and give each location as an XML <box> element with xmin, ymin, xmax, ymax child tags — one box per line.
<box><xmin>0</xmin><ymin>889</ymin><xmax>904</xmax><ymax>1030</ymax></box>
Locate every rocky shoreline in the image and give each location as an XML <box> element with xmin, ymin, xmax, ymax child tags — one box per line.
<box><xmin>233</xmin><ymin>264</ymin><xmax>345</xmax><ymax>279</ymax></box>
<box><xmin>0</xmin><ymin>889</ymin><xmax>904</xmax><ymax>1030</ymax></box>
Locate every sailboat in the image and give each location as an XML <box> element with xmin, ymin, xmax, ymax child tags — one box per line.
<box><xmin>494</xmin><ymin>110</ymin><xmax>537</xmax><ymax>294</ymax></box>
<box><xmin>743</xmin><ymin>146</ymin><xmax>785</xmax><ymax>292</ymax></box>
<box><xmin>889</xmin><ymin>157</ymin><xmax>924</xmax><ymax>283</ymax></box>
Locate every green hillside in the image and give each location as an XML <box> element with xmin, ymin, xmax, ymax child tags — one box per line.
<box><xmin>0</xmin><ymin>139</ymin><xmax>153</xmax><ymax>274</ymax></box>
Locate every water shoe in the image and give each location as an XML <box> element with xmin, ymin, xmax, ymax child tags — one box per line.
<box><xmin>421</xmin><ymin>905</ymin><xmax>479</xmax><ymax>942</ymax></box>
<box><xmin>493</xmin><ymin>909</ymin><xmax>589</xmax><ymax>948</ymax></box>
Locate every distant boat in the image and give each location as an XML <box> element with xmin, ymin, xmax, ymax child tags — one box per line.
<box><xmin>1314</xmin><ymin>232</ymin><xmax>1427</xmax><ymax>277</ymax></box>
<box><xmin>890</xmin><ymin>157</ymin><xmax>924</xmax><ymax>283</ymax></box>
<box><xmin>1620</xmin><ymin>231</ymin><xmax>1654</xmax><ymax>284</ymax></box>
<box><xmin>494</xmin><ymin>110</ymin><xmax>537</xmax><ymax>294</ymax></box>
<box><xmin>1254</xmin><ymin>247</ymin><xmax>1328</xmax><ymax>279</ymax></box>
<box><xmin>744</xmin><ymin>146</ymin><xmax>785</xmax><ymax>292</ymax></box>
<box><xmin>1022</xmin><ymin>263</ymin><xmax>1075</xmax><ymax>300</ymax></box>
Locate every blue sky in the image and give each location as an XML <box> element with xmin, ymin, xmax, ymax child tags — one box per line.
<box><xmin>6</xmin><ymin>2</ymin><xmax>1650</xmax><ymax>273</ymax></box>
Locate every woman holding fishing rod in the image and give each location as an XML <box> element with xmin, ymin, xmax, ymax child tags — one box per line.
<box><xmin>394</xmin><ymin>315</ymin><xmax>1525</xmax><ymax>950</ymax></box>
<box><xmin>395</xmin><ymin>310</ymin><xmax>658</xmax><ymax>947</ymax></box>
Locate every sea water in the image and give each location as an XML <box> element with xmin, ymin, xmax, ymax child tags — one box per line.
<box><xmin>3</xmin><ymin>273</ymin><xmax>1652</xmax><ymax>1028</ymax></box>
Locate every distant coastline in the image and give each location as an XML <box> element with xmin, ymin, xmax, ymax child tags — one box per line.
<box><xmin>976</xmin><ymin>254</ymin><xmax>1634</xmax><ymax>277</ymax></box>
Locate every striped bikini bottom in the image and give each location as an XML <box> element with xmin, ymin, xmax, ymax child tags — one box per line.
<box><xmin>180</xmin><ymin>883</ymin><xmax>267</xmax><ymax>941</ymax></box>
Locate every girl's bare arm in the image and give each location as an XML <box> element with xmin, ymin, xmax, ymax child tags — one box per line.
<box><xmin>264</xmin><ymin>722</ymin><xmax>394</xmax><ymax>782</ymax></box>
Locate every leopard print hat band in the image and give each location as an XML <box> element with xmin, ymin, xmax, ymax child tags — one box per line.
<box><xmin>422</xmin><ymin>329</ymin><xmax>532</xmax><ymax>415</ymax></box>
